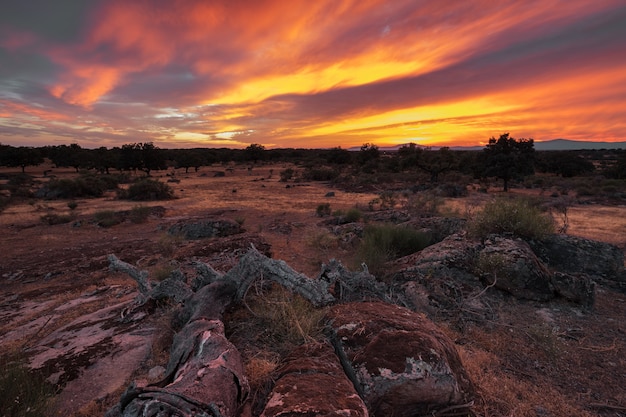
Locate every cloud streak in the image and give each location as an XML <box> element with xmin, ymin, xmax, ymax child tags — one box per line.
<box><xmin>1</xmin><ymin>0</ymin><xmax>625</xmax><ymax>148</ymax></box>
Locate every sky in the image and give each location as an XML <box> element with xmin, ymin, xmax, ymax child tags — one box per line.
<box><xmin>1</xmin><ymin>0</ymin><xmax>625</xmax><ymax>150</ymax></box>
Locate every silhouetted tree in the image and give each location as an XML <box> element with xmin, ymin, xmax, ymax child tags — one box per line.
<box><xmin>244</xmin><ymin>143</ymin><xmax>266</xmax><ymax>163</ymax></box>
<box><xmin>48</xmin><ymin>144</ymin><xmax>87</xmax><ymax>172</ymax></box>
<box><xmin>325</xmin><ymin>147</ymin><xmax>352</xmax><ymax>165</ymax></box>
<box><xmin>119</xmin><ymin>142</ymin><xmax>166</xmax><ymax>175</ymax></box>
<box><xmin>480</xmin><ymin>133</ymin><xmax>535</xmax><ymax>191</ymax></box>
<box><xmin>0</xmin><ymin>146</ymin><xmax>44</xmax><ymax>173</ymax></box>
<box><xmin>91</xmin><ymin>147</ymin><xmax>117</xmax><ymax>174</ymax></box>
<box><xmin>536</xmin><ymin>151</ymin><xmax>595</xmax><ymax>177</ymax></box>
<box><xmin>415</xmin><ymin>147</ymin><xmax>457</xmax><ymax>183</ymax></box>
<box><xmin>174</xmin><ymin>149</ymin><xmax>206</xmax><ymax>173</ymax></box>
<box><xmin>357</xmin><ymin>143</ymin><xmax>379</xmax><ymax>165</ymax></box>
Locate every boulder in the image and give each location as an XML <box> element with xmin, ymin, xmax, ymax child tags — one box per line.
<box><xmin>529</xmin><ymin>235</ymin><xmax>624</xmax><ymax>283</ymax></box>
<box><xmin>168</xmin><ymin>218</ymin><xmax>242</xmax><ymax>239</ymax></box>
<box><xmin>326</xmin><ymin>301</ymin><xmax>475</xmax><ymax>417</ymax></box>
<box><xmin>401</xmin><ymin>217</ymin><xmax>467</xmax><ymax>244</ymax></box>
<box><xmin>261</xmin><ymin>342</ymin><xmax>369</xmax><ymax>416</ymax></box>
<box><xmin>479</xmin><ymin>236</ymin><xmax>554</xmax><ymax>301</ymax></box>
<box><xmin>551</xmin><ymin>271</ymin><xmax>595</xmax><ymax>309</ymax></box>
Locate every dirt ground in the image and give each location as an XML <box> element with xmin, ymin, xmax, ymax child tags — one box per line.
<box><xmin>0</xmin><ymin>163</ymin><xmax>625</xmax><ymax>416</ymax></box>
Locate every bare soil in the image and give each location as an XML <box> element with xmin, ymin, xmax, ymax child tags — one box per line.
<box><xmin>0</xmin><ymin>163</ymin><xmax>625</xmax><ymax>416</ymax></box>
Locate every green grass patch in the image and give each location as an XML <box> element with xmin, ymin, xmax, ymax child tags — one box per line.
<box><xmin>355</xmin><ymin>223</ymin><xmax>431</xmax><ymax>277</ymax></box>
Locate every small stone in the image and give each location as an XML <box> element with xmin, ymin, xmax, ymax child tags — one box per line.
<box><xmin>148</xmin><ymin>366</ymin><xmax>166</xmax><ymax>381</ymax></box>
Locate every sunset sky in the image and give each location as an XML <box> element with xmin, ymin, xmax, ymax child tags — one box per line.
<box><xmin>1</xmin><ymin>0</ymin><xmax>625</xmax><ymax>149</ymax></box>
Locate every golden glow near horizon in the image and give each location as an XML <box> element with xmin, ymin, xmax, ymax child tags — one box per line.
<box><xmin>1</xmin><ymin>0</ymin><xmax>625</xmax><ymax>149</ymax></box>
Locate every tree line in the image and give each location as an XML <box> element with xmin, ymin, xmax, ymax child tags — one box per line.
<box><xmin>1</xmin><ymin>135</ymin><xmax>625</xmax><ymax>187</ymax></box>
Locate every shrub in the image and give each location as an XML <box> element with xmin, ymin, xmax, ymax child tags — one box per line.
<box><xmin>94</xmin><ymin>210</ymin><xmax>122</xmax><ymax>227</ymax></box>
<box><xmin>355</xmin><ymin>224</ymin><xmax>431</xmax><ymax>276</ymax></box>
<box><xmin>43</xmin><ymin>174</ymin><xmax>119</xmax><ymax>199</ymax></box>
<box><xmin>468</xmin><ymin>197</ymin><xmax>555</xmax><ymax>240</ymax></box>
<box><xmin>67</xmin><ymin>201</ymin><xmax>78</xmax><ymax>210</ymax></box>
<box><xmin>279</xmin><ymin>168</ymin><xmax>295</xmax><ymax>182</ymax></box>
<box><xmin>0</xmin><ymin>353</ymin><xmax>56</xmax><ymax>417</ymax></box>
<box><xmin>129</xmin><ymin>205</ymin><xmax>151</xmax><ymax>223</ymax></box>
<box><xmin>302</xmin><ymin>167</ymin><xmax>340</xmax><ymax>181</ymax></box>
<box><xmin>40</xmin><ymin>213</ymin><xmax>74</xmax><ymax>225</ymax></box>
<box><xmin>344</xmin><ymin>207</ymin><xmax>363</xmax><ymax>223</ymax></box>
<box><xmin>316</xmin><ymin>203</ymin><xmax>331</xmax><ymax>217</ymax></box>
<box><xmin>121</xmin><ymin>178</ymin><xmax>174</xmax><ymax>201</ymax></box>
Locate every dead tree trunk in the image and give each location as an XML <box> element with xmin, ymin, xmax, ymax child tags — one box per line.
<box><xmin>105</xmin><ymin>246</ymin><xmax>368</xmax><ymax>416</ymax></box>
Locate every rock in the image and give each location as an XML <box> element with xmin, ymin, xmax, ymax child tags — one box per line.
<box><xmin>28</xmin><ymin>300</ymin><xmax>154</xmax><ymax>416</ymax></box>
<box><xmin>529</xmin><ymin>235</ymin><xmax>624</xmax><ymax>283</ymax></box>
<box><xmin>394</xmin><ymin>233</ymin><xmax>479</xmax><ymax>275</ymax></box>
<box><xmin>325</xmin><ymin>191</ymin><xmax>335</xmax><ymax>197</ymax></box>
<box><xmin>148</xmin><ymin>366</ymin><xmax>165</xmax><ymax>381</ymax></box>
<box><xmin>479</xmin><ymin>236</ymin><xmax>554</xmax><ymax>301</ymax></box>
<box><xmin>365</xmin><ymin>210</ymin><xmax>411</xmax><ymax>224</ymax></box>
<box><xmin>261</xmin><ymin>342</ymin><xmax>369</xmax><ymax>417</ymax></box>
<box><xmin>551</xmin><ymin>272</ymin><xmax>595</xmax><ymax>308</ymax></box>
<box><xmin>401</xmin><ymin>217</ymin><xmax>467</xmax><ymax>243</ymax></box>
<box><xmin>326</xmin><ymin>301</ymin><xmax>475</xmax><ymax>417</ymax></box>
<box><xmin>168</xmin><ymin>218</ymin><xmax>242</xmax><ymax>239</ymax></box>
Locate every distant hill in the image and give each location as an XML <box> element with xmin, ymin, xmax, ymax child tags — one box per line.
<box><xmin>532</xmin><ymin>139</ymin><xmax>626</xmax><ymax>150</ymax></box>
<box><xmin>353</xmin><ymin>139</ymin><xmax>626</xmax><ymax>152</ymax></box>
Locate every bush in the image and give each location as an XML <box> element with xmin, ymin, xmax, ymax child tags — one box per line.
<box><xmin>316</xmin><ymin>203</ymin><xmax>331</xmax><ymax>217</ymax></box>
<box><xmin>344</xmin><ymin>207</ymin><xmax>362</xmax><ymax>223</ymax></box>
<box><xmin>43</xmin><ymin>174</ymin><xmax>119</xmax><ymax>199</ymax></box>
<box><xmin>279</xmin><ymin>168</ymin><xmax>295</xmax><ymax>182</ymax></box>
<box><xmin>302</xmin><ymin>167</ymin><xmax>340</xmax><ymax>181</ymax></box>
<box><xmin>129</xmin><ymin>205</ymin><xmax>152</xmax><ymax>223</ymax></box>
<box><xmin>41</xmin><ymin>213</ymin><xmax>74</xmax><ymax>225</ymax></box>
<box><xmin>355</xmin><ymin>224</ymin><xmax>431</xmax><ymax>276</ymax></box>
<box><xmin>94</xmin><ymin>210</ymin><xmax>122</xmax><ymax>227</ymax></box>
<box><xmin>0</xmin><ymin>353</ymin><xmax>56</xmax><ymax>417</ymax></box>
<box><xmin>120</xmin><ymin>178</ymin><xmax>174</xmax><ymax>201</ymax></box>
<box><xmin>468</xmin><ymin>197</ymin><xmax>555</xmax><ymax>240</ymax></box>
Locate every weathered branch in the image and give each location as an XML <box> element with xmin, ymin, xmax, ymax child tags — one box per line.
<box><xmin>223</xmin><ymin>245</ymin><xmax>336</xmax><ymax>307</ymax></box>
<box><xmin>107</xmin><ymin>254</ymin><xmax>151</xmax><ymax>296</ymax></box>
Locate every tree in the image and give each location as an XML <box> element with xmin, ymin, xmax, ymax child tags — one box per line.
<box><xmin>244</xmin><ymin>143</ymin><xmax>266</xmax><ymax>163</ymax></box>
<box><xmin>536</xmin><ymin>151</ymin><xmax>595</xmax><ymax>177</ymax></box>
<box><xmin>48</xmin><ymin>144</ymin><xmax>87</xmax><ymax>172</ymax></box>
<box><xmin>481</xmin><ymin>133</ymin><xmax>535</xmax><ymax>191</ymax></box>
<box><xmin>325</xmin><ymin>147</ymin><xmax>352</xmax><ymax>165</ymax></box>
<box><xmin>119</xmin><ymin>142</ymin><xmax>166</xmax><ymax>175</ymax></box>
<box><xmin>357</xmin><ymin>143</ymin><xmax>379</xmax><ymax>165</ymax></box>
<box><xmin>415</xmin><ymin>147</ymin><xmax>457</xmax><ymax>183</ymax></box>
<box><xmin>0</xmin><ymin>146</ymin><xmax>44</xmax><ymax>173</ymax></box>
<box><xmin>174</xmin><ymin>149</ymin><xmax>206</xmax><ymax>173</ymax></box>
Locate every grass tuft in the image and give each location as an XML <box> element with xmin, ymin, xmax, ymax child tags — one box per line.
<box><xmin>354</xmin><ymin>223</ymin><xmax>431</xmax><ymax>277</ymax></box>
<box><xmin>0</xmin><ymin>353</ymin><xmax>56</xmax><ymax>417</ymax></box>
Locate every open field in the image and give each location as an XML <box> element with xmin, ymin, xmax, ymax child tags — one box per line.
<box><xmin>0</xmin><ymin>162</ymin><xmax>625</xmax><ymax>416</ymax></box>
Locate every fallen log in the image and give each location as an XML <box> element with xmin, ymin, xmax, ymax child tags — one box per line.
<box><xmin>105</xmin><ymin>246</ymin><xmax>343</xmax><ymax>416</ymax></box>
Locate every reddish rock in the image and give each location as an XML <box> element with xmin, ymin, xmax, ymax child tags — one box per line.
<box><xmin>261</xmin><ymin>342</ymin><xmax>369</xmax><ymax>417</ymax></box>
<box><xmin>326</xmin><ymin>302</ymin><xmax>474</xmax><ymax>417</ymax></box>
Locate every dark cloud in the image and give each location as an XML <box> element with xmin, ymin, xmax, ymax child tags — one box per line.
<box><xmin>0</xmin><ymin>0</ymin><xmax>95</xmax><ymax>42</ymax></box>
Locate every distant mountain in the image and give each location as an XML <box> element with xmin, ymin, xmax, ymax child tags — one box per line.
<box><xmin>533</xmin><ymin>139</ymin><xmax>626</xmax><ymax>150</ymax></box>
